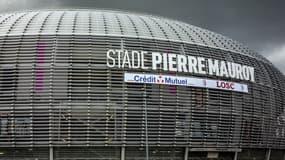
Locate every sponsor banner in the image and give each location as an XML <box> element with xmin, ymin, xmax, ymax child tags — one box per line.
<box><xmin>124</xmin><ymin>72</ymin><xmax>248</xmax><ymax>93</ymax></box>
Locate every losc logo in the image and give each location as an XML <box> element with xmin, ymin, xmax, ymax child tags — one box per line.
<box><xmin>216</xmin><ymin>81</ymin><xmax>235</xmax><ymax>90</ymax></box>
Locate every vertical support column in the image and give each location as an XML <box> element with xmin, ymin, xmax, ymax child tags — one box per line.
<box><xmin>143</xmin><ymin>83</ymin><xmax>149</xmax><ymax>160</ymax></box>
<box><xmin>184</xmin><ymin>147</ymin><xmax>189</xmax><ymax>160</ymax></box>
<box><xmin>49</xmin><ymin>146</ymin><xmax>54</xmax><ymax>160</ymax></box>
<box><xmin>265</xmin><ymin>149</ymin><xmax>271</xmax><ymax>160</ymax></box>
<box><xmin>121</xmin><ymin>146</ymin><xmax>125</xmax><ymax>160</ymax></box>
<box><xmin>233</xmin><ymin>151</ymin><xmax>238</xmax><ymax>160</ymax></box>
<box><xmin>283</xmin><ymin>150</ymin><xmax>285</xmax><ymax>160</ymax></box>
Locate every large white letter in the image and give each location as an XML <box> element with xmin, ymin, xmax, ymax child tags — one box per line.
<box><xmin>131</xmin><ymin>50</ymin><xmax>140</xmax><ymax>69</ymax></box>
<box><xmin>208</xmin><ymin>59</ymin><xmax>219</xmax><ymax>76</ymax></box>
<box><xmin>107</xmin><ymin>49</ymin><xmax>116</xmax><ymax>67</ymax></box>
<box><xmin>242</xmin><ymin>66</ymin><xmax>250</xmax><ymax>81</ymax></box>
<box><xmin>168</xmin><ymin>53</ymin><xmax>177</xmax><ymax>72</ymax></box>
<box><xmin>122</xmin><ymin>50</ymin><xmax>130</xmax><ymax>68</ymax></box>
<box><xmin>177</xmin><ymin>55</ymin><xmax>188</xmax><ymax>72</ymax></box>
<box><xmin>115</xmin><ymin>49</ymin><xmax>123</xmax><ymax>68</ymax></box>
<box><xmin>197</xmin><ymin>57</ymin><xmax>206</xmax><ymax>74</ymax></box>
<box><xmin>187</xmin><ymin>56</ymin><xmax>198</xmax><ymax>73</ymax></box>
<box><xmin>141</xmin><ymin>51</ymin><xmax>149</xmax><ymax>69</ymax></box>
<box><xmin>152</xmin><ymin>52</ymin><xmax>162</xmax><ymax>70</ymax></box>
<box><xmin>162</xmin><ymin>53</ymin><xmax>168</xmax><ymax>71</ymax></box>
<box><xmin>248</xmin><ymin>67</ymin><xmax>255</xmax><ymax>82</ymax></box>
<box><xmin>227</xmin><ymin>62</ymin><xmax>236</xmax><ymax>78</ymax></box>
<box><xmin>235</xmin><ymin>64</ymin><xmax>243</xmax><ymax>80</ymax></box>
<box><xmin>219</xmin><ymin>61</ymin><xmax>229</xmax><ymax>77</ymax></box>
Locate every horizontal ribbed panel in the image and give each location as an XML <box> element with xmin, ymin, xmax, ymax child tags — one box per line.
<box><xmin>0</xmin><ymin>34</ymin><xmax>283</xmax><ymax>150</ymax></box>
<box><xmin>0</xmin><ymin>10</ymin><xmax>271</xmax><ymax>64</ymax></box>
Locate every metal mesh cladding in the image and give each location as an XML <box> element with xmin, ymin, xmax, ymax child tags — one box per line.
<box><xmin>0</xmin><ymin>10</ymin><xmax>284</xmax><ymax>149</ymax></box>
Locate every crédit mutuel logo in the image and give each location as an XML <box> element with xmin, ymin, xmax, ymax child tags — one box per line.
<box><xmin>129</xmin><ymin>74</ymin><xmax>188</xmax><ymax>85</ymax></box>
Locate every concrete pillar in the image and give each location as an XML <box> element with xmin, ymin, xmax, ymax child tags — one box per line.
<box><xmin>121</xmin><ymin>146</ymin><xmax>125</xmax><ymax>160</ymax></box>
<box><xmin>234</xmin><ymin>151</ymin><xmax>238</xmax><ymax>160</ymax></box>
<box><xmin>265</xmin><ymin>149</ymin><xmax>271</xmax><ymax>160</ymax></box>
<box><xmin>184</xmin><ymin>147</ymin><xmax>189</xmax><ymax>160</ymax></box>
<box><xmin>49</xmin><ymin>147</ymin><xmax>53</xmax><ymax>160</ymax></box>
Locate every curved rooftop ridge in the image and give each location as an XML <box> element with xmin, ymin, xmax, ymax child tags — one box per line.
<box><xmin>0</xmin><ymin>9</ymin><xmax>270</xmax><ymax>64</ymax></box>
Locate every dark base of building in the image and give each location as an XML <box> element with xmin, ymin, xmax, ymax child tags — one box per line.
<box><xmin>0</xmin><ymin>147</ymin><xmax>283</xmax><ymax>160</ymax></box>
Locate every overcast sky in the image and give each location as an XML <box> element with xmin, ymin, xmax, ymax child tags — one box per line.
<box><xmin>0</xmin><ymin>0</ymin><xmax>284</xmax><ymax>74</ymax></box>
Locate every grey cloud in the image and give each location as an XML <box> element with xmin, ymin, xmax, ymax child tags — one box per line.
<box><xmin>262</xmin><ymin>44</ymin><xmax>285</xmax><ymax>74</ymax></box>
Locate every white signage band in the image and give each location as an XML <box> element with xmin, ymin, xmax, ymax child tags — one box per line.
<box><xmin>124</xmin><ymin>72</ymin><xmax>248</xmax><ymax>93</ymax></box>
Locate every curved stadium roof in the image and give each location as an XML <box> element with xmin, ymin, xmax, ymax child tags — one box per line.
<box><xmin>0</xmin><ymin>9</ymin><xmax>269</xmax><ymax>63</ymax></box>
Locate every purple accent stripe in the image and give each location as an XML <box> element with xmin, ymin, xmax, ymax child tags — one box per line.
<box><xmin>168</xmin><ymin>73</ymin><xmax>177</xmax><ymax>95</ymax></box>
<box><xmin>35</xmin><ymin>41</ymin><xmax>45</xmax><ymax>92</ymax></box>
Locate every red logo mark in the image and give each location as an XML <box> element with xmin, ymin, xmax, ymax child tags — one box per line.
<box><xmin>216</xmin><ymin>81</ymin><xmax>235</xmax><ymax>89</ymax></box>
<box><xmin>157</xmin><ymin>75</ymin><xmax>164</xmax><ymax>83</ymax></box>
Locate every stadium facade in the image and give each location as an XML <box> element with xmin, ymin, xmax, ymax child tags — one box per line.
<box><xmin>0</xmin><ymin>9</ymin><xmax>284</xmax><ymax>160</ymax></box>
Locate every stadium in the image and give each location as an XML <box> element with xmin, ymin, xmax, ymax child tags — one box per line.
<box><xmin>0</xmin><ymin>9</ymin><xmax>284</xmax><ymax>160</ymax></box>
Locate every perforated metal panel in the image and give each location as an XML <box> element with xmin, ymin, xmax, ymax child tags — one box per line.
<box><xmin>0</xmin><ymin>10</ymin><xmax>284</xmax><ymax>152</ymax></box>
